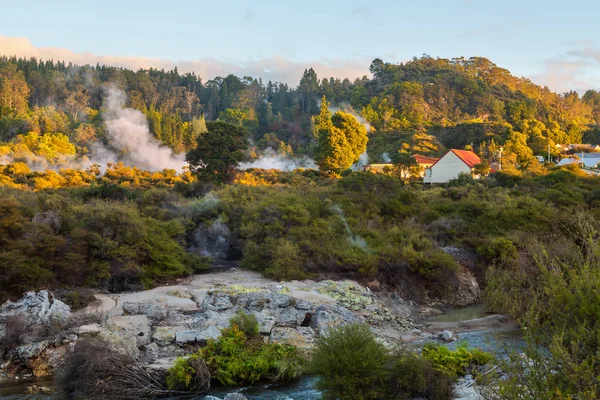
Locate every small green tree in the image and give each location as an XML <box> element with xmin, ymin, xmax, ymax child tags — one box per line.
<box><xmin>186</xmin><ymin>121</ymin><xmax>248</xmax><ymax>183</ymax></box>
<box><xmin>311</xmin><ymin>323</ymin><xmax>389</xmax><ymax>400</ymax></box>
<box><xmin>391</xmin><ymin>150</ymin><xmax>419</xmax><ymax>180</ymax></box>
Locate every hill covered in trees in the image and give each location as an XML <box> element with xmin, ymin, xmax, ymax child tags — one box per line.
<box><xmin>1</xmin><ymin>55</ymin><xmax>600</xmax><ymax>172</ymax></box>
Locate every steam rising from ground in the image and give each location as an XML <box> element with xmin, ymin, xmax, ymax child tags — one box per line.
<box><xmin>188</xmin><ymin>194</ymin><xmax>231</xmax><ymax>259</ymax></box>
<box><xmin>330</xmin><ymin>204</ymin><xmax>370</xmax><ymax>251</ymax></box>
<box><xmin>238</xmin><ymin>147</ymin><xmax>317</xmax><ymax>171</ymax></box>
<box><xmin>94</xmin><ymin>86</ymin><xmax>186</xmax><ymax>171</ymax></box>
<box><xmin>351</xmin><ymin>152</ymin><xmax>369</xmax><ymax>171</ymax></box>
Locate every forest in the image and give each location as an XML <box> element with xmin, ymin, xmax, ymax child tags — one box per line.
<box><xmin>1</xmin><ymin>55</ymin><xmax>600</xmax><ymax>171</ymax></box>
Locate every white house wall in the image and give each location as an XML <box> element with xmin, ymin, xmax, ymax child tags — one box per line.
<box><xmin>424</xmin><ymin>151</ymin><xmax>472</xmax><ymax>183</ymax></box>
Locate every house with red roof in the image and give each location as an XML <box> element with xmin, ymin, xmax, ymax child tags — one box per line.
<box><xmin>423</xmin><ymin>149</ymin><xmax>482</xmax><ymax>183</ymax></box>
<box><xmin>362</xmin><ymin>154</ymin><xmax>440</xmax><ymax>177</ymax></box>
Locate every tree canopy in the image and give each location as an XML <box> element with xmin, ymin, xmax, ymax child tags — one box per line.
<box><xmin>186</xmin><ymin>121</ymin><xmax>248</xmax><ymax>183</ymax></box>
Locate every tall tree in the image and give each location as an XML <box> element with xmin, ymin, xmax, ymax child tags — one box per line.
<box><xmin>315</xmin><ymin>97</ymin><xmax>354</xmax><ymax>175</ymax></box>
<box><xmin>331</xmin><ymin>111</ymin><xmax>368</xmax><ymax>163</ymax></box>
<box><xmin>186</xmin><ymin>121</ymin><xmax>248</xmax><ymax>183</ymax></box>
<box><xmin>0</xmin><ymin>63</ymin><xmax>30</xmax><ymax>114</ymax></box>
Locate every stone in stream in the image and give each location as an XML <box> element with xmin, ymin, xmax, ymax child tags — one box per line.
<box><xmin>223</xmin><ymin>393</ymin><xmax>248</xmax><ymax>400</ymax></box>
<box><xmin>439</xmin><ymin>330</ymin><xmax>457</xmax><ymax>342</ymax></box>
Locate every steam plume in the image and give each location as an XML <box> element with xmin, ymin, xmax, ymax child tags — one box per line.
<box><xmin>238</xmin><ymin>148</ymin><xmax>317</xmax><ymax>171</ymax></box>
<box><xmin>97</xmin><ymin>86</ymin><xmax>186</xmax><ymax>171</ymax></box>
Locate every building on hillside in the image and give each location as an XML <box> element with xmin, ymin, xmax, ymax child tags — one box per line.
<box><xmin>362</xmin><ymin>154</ymin><xmax>440</xmax><ymax>177</ymax></box>
<box><xmin>423</xmin><ymin>149</ymin><xmax>482</xmax><ymax>183</ymax></box>
<box><xmin>556</xmin><ymin>153</ymin><xmax>600</xmax><ymax>169</ymax></box>
<box><xmin>413</xmin><ymin>154</ymin><xmax>440</xmax><ymax>170</ymax></box>
<box><xmin>361</xmin><ymin>163</ymin><xmax>394</xmax><ymax>173</ymax></box>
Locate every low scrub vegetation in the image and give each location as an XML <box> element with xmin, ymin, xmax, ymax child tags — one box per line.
<box><xmin>311</xmin><ymin>323</ymin><xmax>494</xmax><ymax>400</ymax></box>
<box><xmin>167</xmin><ymin>312</ymin><xmax>304</xmax><ymax>388</ymax></box>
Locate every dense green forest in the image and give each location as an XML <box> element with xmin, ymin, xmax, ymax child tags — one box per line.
<box><xmin>1</xmin><ymin>55</ymin><xmax>600</xmax><ymax>171</ymax></box>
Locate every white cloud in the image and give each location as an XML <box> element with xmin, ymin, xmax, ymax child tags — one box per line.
<box><xmin>527</xmin><ymin>49</ymin><xmax>600</xmax><ymax>93</ymax></box>
<box><xmin>0</xmin><ymin>36</ymin><xmax>370</xmax><ymax>85</ymax></box>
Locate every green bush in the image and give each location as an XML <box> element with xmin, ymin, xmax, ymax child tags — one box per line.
<box><xmin>166</xmin><ymin>353</ymin><xmax>211</xmax><ymax>392</ymax></box>
<box><xmin>311</xmin><ymin>323</ymin><xmax>390</xmax><ymax>400</ymax></box>
<box><xmin>421</xmin><ymin>343</ymin><xmax>494</xmax><ymax>379</ymax></box>
<box><xmin>199</xmin><ymin>323</ymin><xmax>304</xmax><ymax>385</ymax></box>
<box><xmin>229</xmin><ymin>311</ymin><xmax>259</xmax><ymax>337</ymax></box>
<box><xmin>389</xmin><ymin>350</ymin><xmax>454</xmax><ymax>400</ymax></box>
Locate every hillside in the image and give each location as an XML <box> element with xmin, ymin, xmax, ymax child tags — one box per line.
<box><xmin>1</xmin><ymin>55</ymin><xmax>599</xmax><ymax>171</ymax></box>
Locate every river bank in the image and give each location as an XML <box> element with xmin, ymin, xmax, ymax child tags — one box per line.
<box><xmin>0</xmin><ymin>268</ymin><xmax>521</xmax><ymax>399</ymax></box>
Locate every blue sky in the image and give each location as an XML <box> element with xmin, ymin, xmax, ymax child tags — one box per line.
<box><xmin>1</xmin><ymin>0</ymin><xmax>599</xmax><ymax>91</ymax></box>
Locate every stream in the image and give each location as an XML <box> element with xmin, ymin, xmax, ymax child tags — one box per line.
<box><xmin>0</xmin><ymin>326</ymin><xmax>525</xmax><ymax>400</ymax></box>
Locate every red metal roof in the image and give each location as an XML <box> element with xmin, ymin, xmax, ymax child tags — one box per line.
<box><xmin>413</xmin><ymin>154</ymin><xmax>439</xmax><ymax>165</ymax></box>
<box><xmin>450</xmin><ymin>149</ymin><xmax>481</xmax><ymax>168</ymax></box>
<box><xmin>428</xmin><ymin>149</ymin><xmax>482</xmax><ymax>169</ymax></box>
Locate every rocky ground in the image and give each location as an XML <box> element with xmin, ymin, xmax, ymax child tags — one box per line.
<box><xmin>0</xmin><ymin>268</ymin><xmax>515</xmax><ymax>399</ymax></box>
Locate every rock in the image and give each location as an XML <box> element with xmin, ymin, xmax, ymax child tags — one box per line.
<box><xmin>272</xmin><ymin>306</ymin><xmax>306</xmax><ymax>326</ymax></box>
<box><xmin>29</xmin><ymin>345</ymin><xmax>70</xmax><ymax>377</ymax></box>
<box><xmin>141</xmin><ymin>343</ymin><xmax>160</xmax><ymax>363</ymax></box>
<box><xmin>98</xmin><ymin>325</ymin><xmax>139</xmax><ymax>359</ymax></box>
<box><xmin>0</xmin><ymin>290</ymin><xmax>71</xmax><ymax>330</ymax></box>
<box><xmin>202</xmin><ymin>292</ymin><xmax>233</xmax><ymax>311</ymax></box>
<box><xmin>202</xmin><ymin>396</ymin><xmax>222</xmax><ymax>400</ymax></box>
<box><xmin>444</xmin><ymin>265</ymin><xmax>481</xmax><ymax>307</ymax></box>
<box><xmin>269</xmin><ymin>327</ymin><xmax>315</xmax><ymax>349</ymax></box>
<box><xmin>15</xmin><ymin>341</ymin><xmax>50</xmax><ymax>361</ymax></box>
<box><xmin>255</xmin><ymin>311</ymin><xmax>276</xmax><ymax>334</ymax></box>
<box><xmin>293</xmin><ymin>299</ymin><xmax>312</xmax><ymax>310</ymax></box>
<box><xmin>453</xmin><ymin>376</ymin><xmax>481</xmax><ymax>399</ymax></box>
<box><xmin>152</xmin><ymin>326</ymin><xmax>184</xmax><ymax>344</ymax></box>
<box><xmin>223</xmin><ymin>394</ymin><xmax>248</xmax><ymax>400</ymax></box>
<box><xmin>174</xmin><ymin>326</ymin><xmax>222</xmax><ymax>344</ymax></box>
<box><xmin>175</xmin><ymin>330</ymin><xmax>198</xmax><ymax>344</ymax></box>
<box><xmin>122</xmin><ymin>302</ymin><xmax>168</xmax><ymax>320</ymax></box>
<box><xmin>77</xmin><ymin>323</ymin><xmax>101</xmax><ymax>335</ymax></box>
<box><xmin>439</xmin><ymin>330</ymin><xmax>456</xmax><ymax>342</ymax></box>
<box><xmin>108</xmin><ymin>315</ymin><xmax>152</xmax><ymax>347</ymax></box>
<box><xmin>310</xmin><ymin>304</ymin><xmax>361</xmax><ymax>335</ymax></box>
<box><xmin>196</xmin><ymin>326</ymin><xmax>222</xmax><ymax>343</ymax></box>
<box><xmin>25</xmin><ymin>385</ymin><xmax>54</xmax><ymax>395</ymax></box>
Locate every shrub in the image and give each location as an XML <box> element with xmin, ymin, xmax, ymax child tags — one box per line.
<box><xmin>421</xmin><ymin>343</ymin><xmax>494</xmax><ymax>379</ymax></box>
<box><xmin>166</xmin><ymin>353</ymin><xmax>211</xmax><ymax>392</ymax></box>
<box><xmin>199</xmin><ymin>324</ymin><xmax>303</xmax><ymax>385</ymax></box>
<box><xmin>389</xmin><ymin>350</ymin><xmax>454</xmax><ymax>400</ymax></box>
<box><xmin>0</xmin><ymin>315</ymin><xmax>27</xmax><ymax>348</ymax></box>
<box><xmin>58</xmin><ymin>289</ymin><xmax>97</xmax><ymax>311</ymax></box>
<box><xmin>311</xmin><ymin>323</ymin><xmax>389</xmax><ymax>400</ymax></box>
<box><xmin>229</xmin><ymin>311</ymin><xmax>259</xmax><ymax>338</ymax></box>
<box><xmin>167</xmin><ymin>316</ymin><xmax>304</xmax><ymax>388</ymax></box>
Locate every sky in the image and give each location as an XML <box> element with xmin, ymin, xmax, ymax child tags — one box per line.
<box><xmin>1</xmin><ymin>0</ymin><xmax>600</xmax><ymax>92</ymax></box>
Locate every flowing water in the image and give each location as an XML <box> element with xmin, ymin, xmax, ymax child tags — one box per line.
<box><xmin>428</xmin><ymin>304</ymin><xmax>489</xmax><ymax>323</ymax></box>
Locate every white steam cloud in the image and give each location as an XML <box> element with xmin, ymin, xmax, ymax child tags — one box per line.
<box><xmin>238</xmin><ymin>148</ymin><xmax>317</xmax><ymax>171</ymax></box>
<box><xmin>95</xmin><ymin>86</ymin><xmax>186</xmax><ymax>171</ymax></box>
<box><xmin>351</xmin><ymin>152</ymin><xmax>369</xmax><ymax>171</ymax></box>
